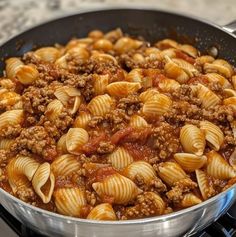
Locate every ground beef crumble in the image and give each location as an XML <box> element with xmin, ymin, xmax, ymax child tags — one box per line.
<box><xmin>12</xmin><ymin>126</ymin><xmax>57</xmax><ymax>161</ymax></box>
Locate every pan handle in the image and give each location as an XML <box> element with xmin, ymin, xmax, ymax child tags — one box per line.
<box><xmin>222</xmin><ymin>20</ymin><xmax>236</xmax><ymax>34</ymax></box>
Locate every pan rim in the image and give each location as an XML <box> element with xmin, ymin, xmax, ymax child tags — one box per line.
<box><xmin>1</xmin><ymin>183</ymin><xmax>236</xmax><ymax>225</ymax></box>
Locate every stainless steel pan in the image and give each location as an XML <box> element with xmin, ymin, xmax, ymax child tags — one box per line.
<box><xmin>0</xmin><ymin>8</ymin><xmax>236</xmax><ymax>237</ymax></box>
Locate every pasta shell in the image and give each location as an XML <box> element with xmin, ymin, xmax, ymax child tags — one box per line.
<box><xmin>200</xmin><ymin>121</ymin><xmax>224</xmax><ymax>151</ymax></box>
<box><xmin>0</xmin><ymin>109</ymin><xmax>24</xmax><ymax>131</ymax></box>
<box><xmin>205</xmin><ymin>73</ymin><xmax>231</xmax><ymax>89</ymax></box>
<box><xmin>92</xmin><ymin>173</ymin><xmax>142</xmax><ymax>204</ymax></box>
<box><xmin>67</xmin><ymin>47</ymin><xmax>90</xmax><ymax>60</ymax></box>
<box><xmin>129</xmin><ymin>115</ymin><xmax>148</xmax><ymax>128</ymax></box>
<box><xmin>108</xmin><ymin>147</ymin><xmax>134</xmax><ymax>170</ymax></box>
<box><xmin>172</xmin><ymin>58</ymin><xmax>199</xmax><ymax>77</ymax></box>
<box><xmin>132</xmin><ymin>53</ymin><xmax>145</xmax><ymax>63</ymax></box>
<box><xmin>126</xmin><ymin>69</ymin><xmax>143</xmax><ymax>83</ymax></box>
<box><xmin>180</xmin><ymin>124</ymin><xmax>206</xmax><ymax>156</ymax></box>
<box><xmin>122</xmin><ymin>161</ymin><xmax>157</xmax><ymax>184</ymax></box>
<box><xmin>180</xmin><ymin>193</ymin><xmax>202</xmax><ymax>208</ymax></box>
<box><xmin>192</xmin><ymin>84</ymin><xmax>221</xmax><ymax>109</ymax></box>
<box><xmin>88</xmin><ymin>30</ymin><xmax>104</xmax><ymax>39</ymax></box>
<box><xmin>0</xmin><ymin>91</ymin><xmax>21</xmax><ymax>107</ymax></box>
<box><xmin>232</xmin><ymin>75</ymin><xmax>236</xmax><ymax>90</ymax></box>
<box><xmin>164</xmin><ymin>56</ymin><xmax>189</xmax><ymax>83</ymax></box>
<box><xmin>158</xmin><ymin>78</ymin><xmax>180</xmax><ymax>92</ymax></box>
<box><xmin>55</xmin><ymin>54</ymin><xmax>68</xmax><ymax>69</ymax></box>
<box><xmin>91</xmin><ymin>53</ymin><xmax>117</xmax><ymax>64</ymax></box>
<box><xmin>223</xmin><ymin>97</ymin><xmax>236</xmax><ymax>110</ymax></box>
<box><xmin>104</xmin><ymin>28</ymin><xmax>123</xmax><ymax>42</ymax></box>
<box><xmin>73</xmin><ymin>111</ymin><xmax>92</xmax><ymax>129</ymax></box>
<box><xmin>87</xmin><ymin>203</ymin><xmax>117</xmax><ymax>220</ymax></box>
<box><xmin>179</xmin><ymin>44</ymin><xmax>198</xmax><ymax>58</ymax></box>
<box><xmin>206</xmin><ymin>151</ymin><xmax>236</xmax><ymax>179</ymax></box>
<box><xmin>45</xmin><ymin>99</ymin><xmax>64</xmax><ymax>121</ymax></box>
<box><xmin>204</xmin><ymin>59</ymin><xmax>233</xmax><ymax>78</ymax></box>
<box><xmin>0</xmin><ymin>78</ymin><xmax>15</xmax><ymax>89</ymax></box>
<box><xmin>174</xmin><ymin>153</ymin><xmax>207</xmax><ymax>172</ymax></box>
<box><xmin>66</xmin><ymin>128</ymin><xmax>89</xmax><ymax>155</ymax></box>
<box><xmin>195</xmin><ymin>169</ymin><xmax>212</xmax><ymax>200</ymax></box>
<box><xmin>145</xmin><ymin>47</ymin><xmax>161</xmax><ymax>56</ymax></box>
<box><xmin>223</xmin><ymin>89</ymin><xmax>236</xmax><ymax>98</ymax></box>
<box><xmin>66</xmin><ymin>38</ymin><xmax>93</xmax><ymax>51</ymax></box>
<box><xmin>56</xmin><ymin>134</ymin><xmax>68</xmax><ymax>154</ymax></box>
<box><xmin>139</xmin><ymin>88</ymin><xmax>159</xmax><ymax>102</ymax></box>
<box><xmin>195</xmin><ymin>55</ymin><xmax>215</xmax><ymax>65</ymax></box>
<box><xmin>144</xmin><ymin>192</ymin><xmax>165</xmax><ymax>215</ymax></box>
<box><xmin>15</xmin><ymin>65</ymin><xmax>39</xmax><ymax>85</ymax></box>
<box><xmin>7</xmin><ymin>156</ymin><xmax>40</xmax><ymax>193</ymax></box>
<box><xmin>142</xmin><ymin>93</ymin><xmax>172</xmax><ymax>118</ymax></box>
<box><xmin>54</xmin><ymin>187</ymin><xmax>86</xmax><ymax>217</ymax></box>
<box><xmin>106</xmin><ymin>81</ymin><xmax>141</xmax><ymax>97</ymax></box>
<box><xmin>32</xmin><ymin>162</ymin><xmax>55</xmax><ymax>203</ymax></box>
<box><xmin>114</xmin><ymin>37</ymin><xmax>143</xmax><ymax>54</ymax></box>
<box><xmin>157</xmin><ymin>162</ymin><xmax>187</xmax><ymax>186</ymax></box>
<box><xmin>93</xmin><ymin>74</ymin><xmax>109</xmax><ymax>95</ymax></box>
<box><xmin>156</xmin><ymin>39</ymin><xmax>179</xmax><ymax>49</ymax></box>
<box><xmin>51</xmin><ymin>154</ymin><xmax>81</xmax><ymax>177</ymax></box>
<box><xmin>5</xmin><ymin>57</ymin><xmax>24</xmax><ymax>79</ymax></box>
<box><xmin>34</xmin><ymin>47</ymin><xmax>60</xmax><ymax>63</ymax></box>
<box><xmin>54</xmin><ymin>86</ymin><xmax>81</xmax><ymax>114</ymax></box>
<box><xmin>0</xmin><ymin>139</ymin><xmax>14</xmax><ymax>150</ymax></box>
<box><xmin>160</xmin><ymin>48</ymin><xmax>177</xmax><ymax>59</ymax></box>
<box><xmin>87</xmin><ymin>94</ymin><xmax>113</xmax><ymax>116</ymax></box>
<box><xmin>93</xmin><ymin>39</ymin><xmax>113</xmax><ymax>51</ymax></box>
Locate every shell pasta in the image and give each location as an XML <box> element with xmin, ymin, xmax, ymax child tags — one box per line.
<box><xmin>0</xmin><ymin>28</ymin><xmax>236</xmax><ymax>220</ymax></box>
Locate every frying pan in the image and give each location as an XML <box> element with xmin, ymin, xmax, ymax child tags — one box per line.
<box><xmin>0</xmin><ymin>8</ymin><xmax>236</xmax><ymax>237</ymax></box>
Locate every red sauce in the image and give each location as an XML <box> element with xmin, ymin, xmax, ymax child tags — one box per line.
<box><xmin>124</xmin><ymin>143</ymin><xmax>154</xmax><ymax>161</ymax></box>
<box><xmin>122</xmin><ymin>127</ymin><xmax>152</xmax><ymax>144</ymax></box>
<box><xmin>187</xmin><ymin>75</ymin><xmax>209</xmax><ymax>85</ymax></box>
<box><xmin>94</xmin><ymin>167</ymin><xmax>116</xmax><ymax>182</ymax></box>
<box><xmin>175</xmin><ymin>51</ymin><xmax>195</xmax><ymax>64</ymax></box>
<box><xmin>111</xmin><ymin>127</ymin><xmax>133</xmax><ymax>144</ymax></box>
<box><xmin>152</xmin><ymin>74</ymin><xmax>167</xmax><ymax>87</ymax></box>
<box><xmin>81</xmin><ymin>132</ymin><xmax>107</xmax><ymax>154</ymax></box>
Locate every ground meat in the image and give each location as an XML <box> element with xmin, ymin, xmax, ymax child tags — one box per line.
<box><xmin>22</xmin><ymin>81</ymin><xmax>60</xmax><ymax>115</ymax></box>
<box><xmin>0</xmin><ymin>150</ymin><xmax>8</xmax><ymax>166</ymax></box>
<box><xmin>0</xmin><ymin>125</ymin><xmax>22</xmax><ymax>139</ymax></box>
<box><xmin>97</xmin><ymin>141</ymin><xmax>115</xmax><ymax>154</ymax></box>
<box><xmin>85</xmin><ymin>190</ymin><xmax>97</xmax><ymax>206</ymax></box>
<box><xmin>120</xmin><ymin>192</ymin><xmax>166</xmax><ymax>220</ymax></box>
<box><xmin>164</xmin><ymin>101</ymin><xmax>202</xmax><ymax>124</ymax></box>
<box><xmin>152</xmin><ymin>122</ymin><xmax>181</xmax><ymax>160</ymax></box>
<box><xmin>39</xmin><ymin>111</ymin><xmax>73</xmax><ymax>139</ymax></box>
<box><xmin>203</xmin><ymin>105</ymin><xmax>235</xmax><ymax>122</ymax></box>
<box><xmin>13</xmin><ymin>126</ymin><xmax>57</xmax><ymax>161</ymax></box>
<box><xmin>105</xmin><ymin>108</ymin><xmax>130</xmax><ymax>131</ymax></box>
<box><xmin>172</xmin><ymin>84</ymin><xmax>201</xmax><ymax>106</ymax></box>
<box><xmin>117</xmin><ymin>94</ymin><xmax>142</xmax><ymax>115</ymax></box>
<box><xmin>166</xmin><ymin>178</ymin><xmax>198</xmax><ymax>203</ymax></box>
<box><xmin>16</xmin><ymin>186</ymin><xmax>36</xmax><ymax>202</ymax></box>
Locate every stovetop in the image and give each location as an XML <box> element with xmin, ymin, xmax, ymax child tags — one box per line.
<box><xmin>1</xmin><ymin>203</ymin><xmax>236</xmax><ymax>237</ymax></box>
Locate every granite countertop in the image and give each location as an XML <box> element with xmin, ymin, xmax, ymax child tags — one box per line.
<box><xmin>0</xmin><ymin>0</ymin><xmax>236</xmax><ymax>44</ymax></box>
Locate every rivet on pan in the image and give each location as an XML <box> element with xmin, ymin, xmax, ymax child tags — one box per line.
<box><xmin>208</xmin><ymin>46</ymin><xmax>219</xmax><ymax>58</ymax></box>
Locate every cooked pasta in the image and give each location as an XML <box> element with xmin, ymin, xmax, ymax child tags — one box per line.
<box><xmin>1</xmin><ymin>29</ymin><xmax>236</xmax><ymax>221</ymax></box>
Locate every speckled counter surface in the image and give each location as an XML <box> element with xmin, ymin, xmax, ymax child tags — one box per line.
<box><xmin>0</xmin><ymin>0</ymin><xmax>236</xmax><ymax>44</ymax></box>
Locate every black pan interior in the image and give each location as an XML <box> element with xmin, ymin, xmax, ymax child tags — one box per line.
<box><xmin>0</xmin><ymin>8</ymin><xmax>236</xmax><ymax>74</ymax></box>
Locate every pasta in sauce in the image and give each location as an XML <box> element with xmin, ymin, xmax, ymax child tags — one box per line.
<box><xmin>0</xmin><ymin>28</ymin><xmax>236</xmax><ymax>220</ymax></box>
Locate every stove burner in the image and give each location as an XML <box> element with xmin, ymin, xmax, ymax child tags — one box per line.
<box><xmin>1</xmin><ymin>204</ymin><xmax>236</xmax><ymax>237</ymax></box>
